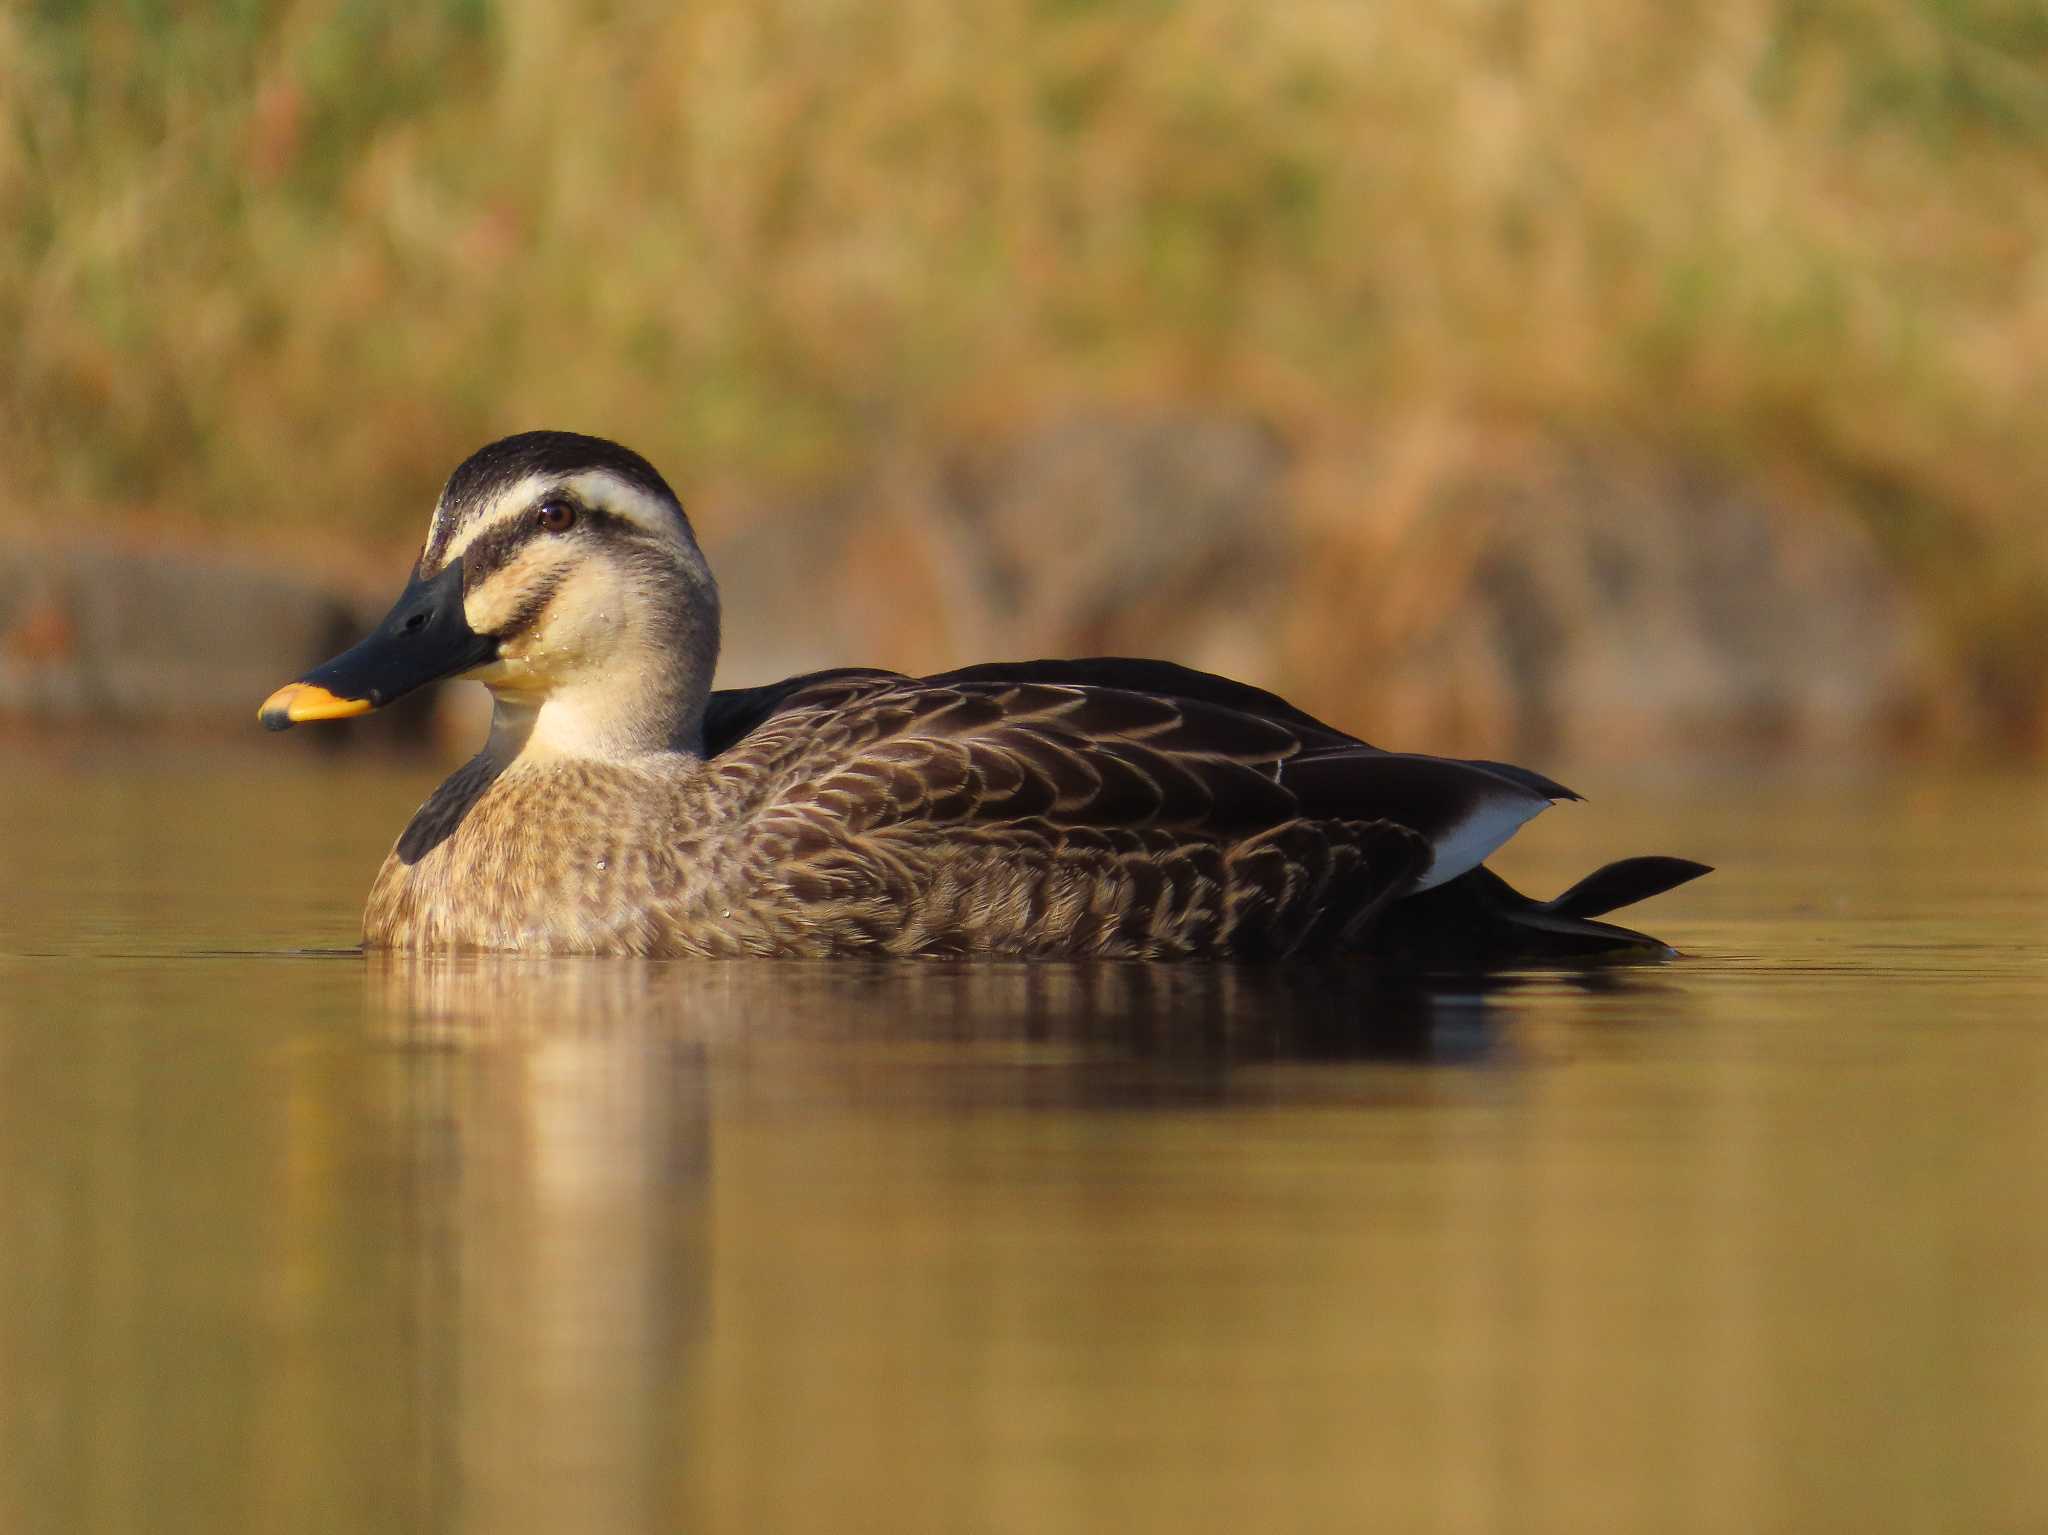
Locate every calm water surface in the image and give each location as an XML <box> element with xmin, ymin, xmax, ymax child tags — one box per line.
<box><xmin>1</xmin><ymin>745</ymin><xmax>2044</xmax><ymax>1534</ymax></box>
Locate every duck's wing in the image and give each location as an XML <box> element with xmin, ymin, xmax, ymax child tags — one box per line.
<box><xmin>711</xmin><ymin>656</ymin><xmax>1577</xmax><ymax>810</ymax></box>
<box><xmin>725</xmin><ymin>671</ymin><xmax>1570</xmax><ymax>896</ymax></box>
<box><xmin>919</xmin><ymin>657</ymin><xmax>1363</xmax><ymax>747</ymax></box>
<box><xmin>919</xmin><ymin>658</ymin><xmax>1582</xmax><ymax>807</ymax></box>
<box><xmin>702</xmin><ymin>667</ymin><xmax>903</xmax><ymax>755</ymax></box>
<box><xmin>701</xmin><ymin>656</ymin><xmax>1348</xmax><ymax>758</ymax></box>
<box><xmin>709</xmin><ymin>661</ymin><xmax>1713</xmax><ymax>958</ymax></box>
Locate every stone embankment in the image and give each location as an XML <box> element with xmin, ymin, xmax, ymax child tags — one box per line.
<box><xmin>1</xmin><ymin>413</ymin><xmax>1937</xmax><ymax>759</ymax></box>
<box><xmin>1</xmin><ymin>547</ymin><xmax>369</xmax><ymax>735</ymax></box>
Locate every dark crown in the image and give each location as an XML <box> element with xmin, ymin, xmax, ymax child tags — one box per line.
<box><xmin>440</xmin><ymin>431</ymin><xmax>682</xmax><ymax>521</ymax></box>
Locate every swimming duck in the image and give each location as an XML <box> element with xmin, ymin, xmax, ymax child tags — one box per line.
<box><xmin>260</xmin><ymin>431</ymin><xmax>1708</xmax><ymax>960</ymax></box>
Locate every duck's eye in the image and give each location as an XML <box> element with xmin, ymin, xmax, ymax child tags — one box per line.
<box><xmin>536</xmin><ymin>498</ymin><xmax>577</xmax><ymax>533</ymax></box>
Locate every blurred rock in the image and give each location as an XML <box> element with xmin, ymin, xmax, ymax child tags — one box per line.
<box><xmin>1327</xmin><ymin>444</ymin><xmax>1942</xmax><ymax>758</ymax></box>
<box><xmin>707</xmin><ymin>493</ymin><xmax>869</xmax><ymax>688</ymax></box>
<box><xmin>930</xmin><ymin>410</ymin><xmax>1288</xmax><ymax>669</ymax></box>
<box><xmin>711</xmin><ymin>408</ymin><xmax>1291</xmax><ymax>688</ymax></box>
<box><xmin>0</xmin><ymin>546</ymin><xmax>430</xmax><ymax>745</ymax></box>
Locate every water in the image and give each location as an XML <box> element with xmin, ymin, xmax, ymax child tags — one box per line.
<box><xmin>2</xmin><ymin>744</ymin><xmax>2044</xmax><ymax>1534</ymax></box>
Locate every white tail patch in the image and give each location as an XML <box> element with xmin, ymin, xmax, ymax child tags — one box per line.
<box><xmin>1413</xmin><ymin>789</ymin><xmax>1552</xmax><ymax>890</ymax></box>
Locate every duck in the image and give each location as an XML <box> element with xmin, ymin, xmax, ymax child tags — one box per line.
<box><xmin>259</xmin><ymin>430</ymin><xmax>1709</xmax><ymax>960</ymax></box>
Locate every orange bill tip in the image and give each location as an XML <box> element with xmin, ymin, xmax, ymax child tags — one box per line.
<box><xmin>258</xmin><ymin>682</ymin><xmax>374</xmax><ymax>731</ymax></box>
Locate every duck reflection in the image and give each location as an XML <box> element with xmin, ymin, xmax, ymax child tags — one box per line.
<box><xmin>367</xmin><ymin>954</ymin><xmax>1691</xmax><ymax>1111</ymax></box>
<box><xmin>355</xmin><ymin>954</ymin><xmax>1682</xmax><ymax>1532</ymax></box>
<box><xmin>367</xmin><ymin>952</ymin><xmax>1582</xmax><ymax>1066</ymax></box>
<box><xmin>360</xmin><ymin>958</ymin><xmax>713</xmax><ymax>1534</ymax></box>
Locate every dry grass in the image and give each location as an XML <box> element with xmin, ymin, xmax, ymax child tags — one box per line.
<box><xmin>4</xmin><ymin>0</ymin><xmax>2046</xmax><ymax>735</ymax></box>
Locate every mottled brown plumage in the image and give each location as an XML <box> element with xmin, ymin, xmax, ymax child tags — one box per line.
<box><xmin>264</xmin><ymin>431</ymin><xmax>1710</xmax><ymax>961</ymax></box>
<box><xmin>366</xmin><ymin>673</ymin><xmax>1434</xmax><ymax>957</ymax></box>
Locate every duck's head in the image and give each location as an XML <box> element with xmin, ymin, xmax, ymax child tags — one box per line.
<box><xmin>260</xmin><ymin>431</ymin><xmax>721</xmax><ymax>757</ymax></box>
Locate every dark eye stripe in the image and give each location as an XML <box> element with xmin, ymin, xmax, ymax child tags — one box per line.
<box><xmin>565</xmin><ymin>504</ymin><xmax>653</xmax><ymax>540</ymax></box>
<box><xmin>490</xmin><ymin>567</ymin><xmax>568</xmax><ymax>640</ymax></box>
<box><xmin>456</xmin><ymin>501</ymin><xmax>666</xmax><ymax>589</ymax></box>
<box><xmin>456</xmin><ymin>521</ymin><xmax>531</xmax><ymax>589</ymax></box>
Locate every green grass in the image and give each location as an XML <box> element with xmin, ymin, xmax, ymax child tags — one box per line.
<box><xmin>4</xmin><ymin>0</ymin><xmax>2046</xmax><ymax>738</ymax></box>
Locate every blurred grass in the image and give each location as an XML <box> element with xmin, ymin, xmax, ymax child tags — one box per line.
<box><xmin>3</xmin><ymin>0</ymin><xmax>2046</xmax><ymax>733</ymax></box>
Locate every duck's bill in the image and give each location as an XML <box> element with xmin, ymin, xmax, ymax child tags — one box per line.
<box><xmin>259</xmin><ymin>559</ymin><xmax>496</xmax><ymax>731</ymax></box>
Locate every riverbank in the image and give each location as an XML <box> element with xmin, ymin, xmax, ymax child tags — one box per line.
<box><xmin>6</xmin><ymin>1</ymin><xmax>2041</xmax><ymax>751</ymax></box>
<box><xmin>2</xmin><ymin>412</ymin><xmax>1958</xmax><ymax>761</ymax></box>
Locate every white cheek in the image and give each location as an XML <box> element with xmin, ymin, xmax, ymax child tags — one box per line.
<box><xmin>488</xmin><ymin>565</ymin><xmax>630</xmax><ymax>673</ymax></box>
<box><xmin>542</xmin><ymin>573</ymin><xmax>627</xmax><ymax>656</ymax></box>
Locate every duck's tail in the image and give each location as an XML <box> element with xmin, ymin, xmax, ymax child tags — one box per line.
<box><xmin>1373</xmin><ymin>855</ymin><xmax>1712</xmax><ymax>966</ymax></box>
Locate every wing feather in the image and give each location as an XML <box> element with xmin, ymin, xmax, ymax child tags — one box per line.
<box><xmin>728</xmin><ymin>675</ymin><xmax>1561</xmax><ymax>868</ymax></box>
<box><xmin>707</xmin><ymin>663</ymin><xmax>1584</xmax><ymax>954</ymax></box>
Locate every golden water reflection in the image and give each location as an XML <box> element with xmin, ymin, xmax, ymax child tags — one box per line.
<box><xmin>3</xmin><ymin>759</ymin><xmax>2047</xmax><ymax>1533</ymax></box>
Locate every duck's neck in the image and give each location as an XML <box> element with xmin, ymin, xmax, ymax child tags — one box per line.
<box><xmin>486</xmin><ymin>622</ymin><xmax>719</xmax><ymax>766</ymax></box>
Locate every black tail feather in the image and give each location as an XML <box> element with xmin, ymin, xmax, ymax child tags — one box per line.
<box><xmin>1372</xmin><ymin>857</ymin><xmax>1709</xmax><ymax>966</ymax></box>
<box><xmin>1543</xmin><ymin>856</ymin><xmax>1714</xmax><ymax>920</ymax></box>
